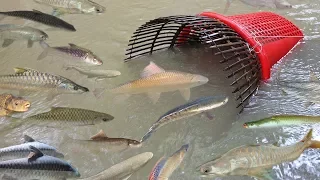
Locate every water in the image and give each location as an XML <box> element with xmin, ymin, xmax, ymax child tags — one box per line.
<box><xmin>0</xmin><ymin>0</ymin><xmax>319</xmax><ymax>179</ymax></box>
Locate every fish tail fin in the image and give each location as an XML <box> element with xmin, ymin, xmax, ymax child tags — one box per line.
<box><xmin>300</xmin><ymin>129</ymin><xmax>319</xmax><ymax>149</ymax></box>
<box><xmin>301</xmin><ymin>129</ymin><xmax>313</xmax><ymax>142</ymax></box>
<box><xmin>140</xmin><ymin>129</ymin><xmax>154</xmax><ymax>142</ymax></box>
<box><xmin>37</xmin><ymin>41</ymin><xmax>50</xmax><ymax>60</ymax></box>
<box><xmin>93</xmin><ymin>88</ymin><xmax>105</xmax><ymax>98</ymax></box>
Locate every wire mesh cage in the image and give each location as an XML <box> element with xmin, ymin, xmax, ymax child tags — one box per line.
<box><xmin>125</xmin><ymin>15</ymin><xmax>261</xmax><ymax>112</ymax></box>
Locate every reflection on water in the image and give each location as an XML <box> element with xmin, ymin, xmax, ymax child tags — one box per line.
<box><xmin>0</xmin><ymin>0</ymin><xmax>319</xmax><ymax>179</ymax></box>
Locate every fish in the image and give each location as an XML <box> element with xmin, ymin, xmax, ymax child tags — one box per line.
<box><xmin>149</xmin><ymin>144</ymin><xmax>189</xmax><ymax>180</ymax></box>
<box><xmin>80</xmin><ymin>152</ymin><xmax>153</xmax><ymax>180</ymax></box>
<box><xmin>38</xmin><ymin>41</ymin><xmax>103</xmax><ymax>67</ymax></box>
<box><xmin>243</xmin><ymin>115</ymin><xmax>320</xmax><ymax>129</ymax></box>
<box><xmin>0</xmin><ymin>67</ymin><xmax>89</xmax><ymax>99</ymax></box>
<box><xmin>0</xmin><ymin>93</ymin><xmax>30</xmax><ymax>112</ymax></box>
<box><xmin>0</xmin><ymin>24</ymin><xmax>48</xmax><ymax>48</ymax></box>
<box><xmin>0</xmin><ymin>107</ymin><xmax>10</xmax><ymax>117</ymax></box>
<box><xmin>66</xmin><ymin>66</ymin><xmax>121</xmax><ymax>80</ymax></box>
<box><xmin>34</xmin><ymin>0</ymin><xmax>106</xmax><ymax>16</ymax></box>
<box><xmin>141</xmin><ymin>96</ymin><xmax>229</xmax><ymax>142</ymax></box>
<box><xmin>0</xmin><ymin>145</ymin><xmax>80</xmax><ymax>180</ymax></box>
<box><xmin>199</xmin><ymin>129</ymin><xmax>320</xmax><ymax>180</ymax></box>
<box><xmin>0</xmin><ymin>10</ymin><xmax>76</xmax><ymax>31</ymax></box>
<box><xmin>224</xmin><ymin>0</ymin><xmax>292</xmax><ymax>13</ymax></box>
<box><xmin>0</xmin><ymin>135</ymin><xmax>64</xmax><ymax>161</ymax></box>
<box><xmin>72</xmin><ymin>129</ymin><xmax>141</xmax><ymax>148</ymax></box>
<box><xmin>23</xmin><ymin>107</ymin><xmax>114</xmax><ymax>126</ymax></box>
<box><xmin>95</xmin><ymin>61</ymin><xmax>209</xmax><ymax>103</ymax></box>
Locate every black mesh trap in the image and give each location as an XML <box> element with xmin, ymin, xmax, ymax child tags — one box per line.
<box><xmin>125</xmin><ymin>15</ymin><xmax>261</xmax><ymax>112</ymax></box>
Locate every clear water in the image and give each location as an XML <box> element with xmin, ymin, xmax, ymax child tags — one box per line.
<box><xmin>0</xmin><ymin>0</ymin><xmax>320</xmax><ymax>180</ymax></box>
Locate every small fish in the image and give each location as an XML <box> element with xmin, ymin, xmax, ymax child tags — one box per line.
<box><xmin>0</xmin><ymin>10</ymin><xmax>76</xmax><ymax>31</ymax></box>
<box><xmin>0</xmin><ymin>67</ymin><xmax>89</xmax><ymax>99</ymax></box>
<box><xmin>95</xmin><ymin>61</ymin><xmax>209</xmax><ymax>103</ymax></box>
<box><xmin>73</xmin><ymin>129</ymin><xmax>141</xmax><ymax>148</ymax></box>
<box><xmin>80</xmin><ymin>152</ymin><xmax>153</xmax><ymax>180</ymax></box>
<box><xmin>66</xmin><ymin>66</ymin><xmax>121</xmax><ymax>80</ymax></box>
<box><xmin>0</xmin><ymin>24</ymin><xmax>48</xmax><ymax>48</ymax></box>
<box><xmin>0</xmin><ymin>93</ymin><xmax>30</xmax><ymax>112</ymax></box>
<box><xmin>0</xmin><ymin>146</ymin><xmax>80</xmax><ymax>179</ymax></box>
<box><xmin>199</xmin><ymin>129</ymin><xmax>320</xmax><ymax>179</ymax></box>
<box><xmin>38</xmin><ymin>41</ymin><xmax>103</xmax><ymax>67</ymax></box>
<box><xmin>23</xmin><ymin>107</ymin><xmax>114</xmax><ymax>126</ymax></box>
<box><xmin>141</xmin><ymin>96</ymin><xmax>229</xmax><ymax>142</ymax></box>
<box><xmin>243</xmin><ymin>115</ymin><xmax>320</xmax><ymax>129</ymax></box>
<box><xmin>0</xmin><ymin>135</ymin><xmax>64</xmax><ymax>161</ymax></box>
<box><xmin>34</xmin><ymin>0</ymin><xmax>106</xmax><ymax>16</ymax></box>
<box><xmin>224</xmin><ymin>0</ymin><xmax>292</xmax><ymax>13</ymax></box>
<box><xmin>149</xmin><ymin>144</ymin><xmax>188</xmax><ymax>180</ymax></box>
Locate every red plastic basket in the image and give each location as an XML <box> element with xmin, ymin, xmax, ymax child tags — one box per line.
<box><xmin>199</xmin><ymin>12</ymin><xmax>304</xmax><ymax>80</ymax></box>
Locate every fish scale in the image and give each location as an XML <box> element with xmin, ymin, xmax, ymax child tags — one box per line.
<box><xmin>55</xmin><ymin>47</ymin><xmax>88</xmax><ymax>59</ymax></box>
<box><xmin>22</xmin><ymin>107</ymin><xmax>114</xmax><ymax>126</ymax></box>
<box><xmin>0</xmin><ymin>68</ymin><xmax>88</xmax><ymax>95</ymax></box>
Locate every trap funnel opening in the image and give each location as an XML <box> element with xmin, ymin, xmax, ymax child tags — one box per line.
<box><xmin>125</xmin><ymin>15</ymin><xmax>261</xmax><ymax>112</ymax></box>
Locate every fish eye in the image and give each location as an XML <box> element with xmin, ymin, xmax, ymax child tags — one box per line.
<box><xmin>102</xmin><ymin>118</ymin><xmax>108</xmax><ymax>121</ymax></box>
<box><xmin>95</xmin><ymin>8</ymin><xmax>101</xmax><ymax>12</ymax></box>
<box><xmin>74</xmin><ymin>86</ymin><xmax>79</xmax><ymax>90</ymax></box>
<box><xmin>15</xmin><ymin>102</ymin><xmax>19</xmax><ymax>106</ymax></box>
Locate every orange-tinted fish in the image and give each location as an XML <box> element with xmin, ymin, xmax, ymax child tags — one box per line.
<box><xmin>0</xmin><ymin>94</ymin><xmax>30</xmax><ymax>112</ymax></box>
<box><xmin>149</xmin><ymin>144</ymin><xmax>188</xmax><ymax>180</ymax></box>
<box><xmin>95</xmin><ymin>62</ymin><xmax>208</xmax><ymax>103</ymax></box>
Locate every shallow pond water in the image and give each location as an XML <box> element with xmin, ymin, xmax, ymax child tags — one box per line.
<box><xmin>0</xmin><ymin>0</ymin><xmax>320</xmax><ymax>180</ymax></box>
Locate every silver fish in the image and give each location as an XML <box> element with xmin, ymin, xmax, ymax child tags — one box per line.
<box><xmin>0</xmin><ymin>146</ymin><xmax>80</xmax><ymax>180</ymax></box>
<box><xmin>199</xmin><ymin>129</ymin><xmax>320</xmax><ymax>179</ymax></box>
<box><xmin>141</xmin><ymin>96</ymin><xmax>229</xmax><ymax>142</ymax></box>
<box><xmin>66</xmin><ymin>66</ymin><xmax>121</xmax><ymax>80</ymax></box>
<box><xmin>0</xmin><ymin>67</ymin><xmax>89</xmax><ymax>98</ymax></box>
<box><xmin>224</xmin><ymin>0</ymin><xmax>292</xmax><ymax>13</ymax></box>
<box><xmin>38</xmin><ymin>41</ymin><xmax>103</xmax><ymax>67</ymax></box>
<box><xmin>149</xmin><ymin>144</ymin><xmax>189</xmax><ymax>180</ymax></box>
<box><xmin>0</xmin><ymin>24</ymin><xmax>48</xmax><ymax>48</ymax></box>
<box><xmin>80</xmin><ymin>152</ymin><xmax>153</xmax><ymax>180</ymax></box>
<box><xmin>0</xmin><ymin>135</ymin><xmax>64</xmax><ymax>161</ymax></box>
<box><xmin>34</xmin><ymin>0</ymin><xmax>106</xmax><ymax>16</ymax></box>
<box><xmin>0</xmin><ymin>10</ymin><xmax>76</xmax><ymax>31</ymax></box>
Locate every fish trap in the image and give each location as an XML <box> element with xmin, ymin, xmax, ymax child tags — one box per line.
<box><xmin>125</xmin><ymin>12</ymin><xmax>303</xmax><ymax>112</ymax></box>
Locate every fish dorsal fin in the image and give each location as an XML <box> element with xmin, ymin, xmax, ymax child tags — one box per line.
<box><xmin>68</xmin><ymin>43</ymin><xmax>79</xmax><ymax>48</ymax></box>
<box><xmin>68</xmin><ymin>43</ymin><xmax>91</xmax><ymax>52</ymax></box>
<box><xmin>13</xmin><ymin>67</ymin><xmax>28</xmax><ymax>74</ymax></box>
<box><xmin>32</xmin><ymin>9</ymin><xmax>44</xmax><ymax>14</ymax></box>
<box><xmin>24</xmin><ymin>135</ymin><xmax>36</xmax><ymax>143</ymax></box>
<box><xmin>14</xmin><ymin>67</ymin><xmax>38</xmax><ymax>74</ymax></box>
<box><xmin>140</xmin><ymin>61</ymin><xmax>165</xmax><ymax>78</ymax></box>
<box><xmin>28</xmin><ymin>145</ymin><xmax>44</xmax><ymax>162</ymax></box>
<box><xmin>90</xmin><ymin>129</ymin><xmax>108</xmax><ymax>140</ymax></box>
